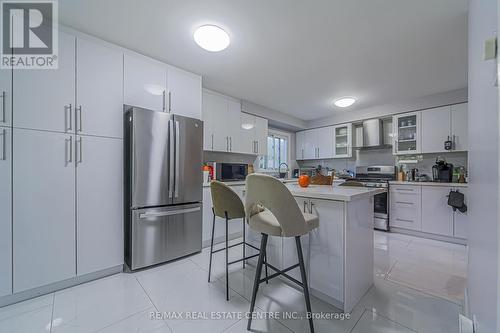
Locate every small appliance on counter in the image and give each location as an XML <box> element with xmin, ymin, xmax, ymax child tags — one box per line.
<box><xmin>215</xmin><ymin>163</ymin><xmax>248</xmax><ymax>181</ymax></box>
<box><xmin>432</xmin><ymin>158</ymin><xmax>454</xmax><ymax>183</ymax></box>
<box><xmin>298</xmin><ymin>167</ymin><xmax>317</xmax><ymax>178</ymax></box>
<box><xmin>292</xmin><ymin>168</ymin><xmax>300</xmax><ymax>178</ymax></box>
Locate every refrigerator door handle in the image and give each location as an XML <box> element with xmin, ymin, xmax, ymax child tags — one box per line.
<box><xmin>139</xmin><ymin>206</ymin><xmax>201</xmax><ymax>219</ymax></box>
<box><xmin>168</xmin><ymin>120</ymin><xmax>174</xmax><ymax>198</ymax></box>
<box><xmin>174</xmin><ymin>120</ymin><xmax>180</xmax><ymax>198</ymax></box>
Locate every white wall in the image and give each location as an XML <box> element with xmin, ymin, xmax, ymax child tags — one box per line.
<box><xmin>467</xmin><ymin>0</ymin><xmax>499</xmax><ymax>332</ymax></box>
<box><xmin>307</xmin><ymin>88</ymin><xmax>467</xmax><ymax>128</ymax></box>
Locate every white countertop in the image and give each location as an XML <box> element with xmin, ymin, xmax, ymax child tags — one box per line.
<box><xmin>203</xmin><ymin>178</ymin><xmax>298</xmax><ymax>187</ymax></box>
<box><xmin>389</xmin><ymin>181</ymin><xmax>468</xmax><ymax>188</ymax></box>
<box><xmin>286</xmin><ymin>184</ymin><xmax>386</xmax><ymax>201</ymax></box>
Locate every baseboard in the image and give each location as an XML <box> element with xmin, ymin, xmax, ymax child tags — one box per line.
<box><xmin>390</xmin><ymin>227</ymin><xmax>467</xmax><ymax>245</ymax></box>
<box><xmin>0</xmin><ymin>265</ymin><xmax>123</xmax><ymax>308</ymax></box>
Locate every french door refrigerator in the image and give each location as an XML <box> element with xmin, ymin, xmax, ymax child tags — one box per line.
<box><xmin>124</xmin><ymin>106</ymin><xmax>203</xmax><ymax>270</ymax></box>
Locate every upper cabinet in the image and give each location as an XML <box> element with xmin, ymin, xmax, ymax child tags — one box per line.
<box><xmin>254</xmin><ymin>116</ymin><xmax>268</xmax><ymax>155</ymax></box>
<box><xmin>392</xmin><ymin>112</ymin><xmax>421</xmax><ymax>155</ymax></box>
<box><xmin>333</xmin><ymin>124</ymin><xmax>352</xmax><ymax>158</ymax></box>
<box><xmin>420</xmin><ymin>103</ymin><xmax>468</xmax><ymax>154</ymax></box>
<box><xmin>77</xmin><ymin>38</ymin><xmax>123</xmax><ymax>138</ymax></box>
<box><xmin>239</xmin><ymin>112</ymin><xmax>268</xmax><ymax>155</ymax></box>
<box><xmin>13</xmin><ymin>32</ymin><xmax>76</xmax><ymax>133</ymax></box>
<box><xmin>167</xmin><ymin>65</ymin><xmax>202</xmax><ymax>119</ymax></box>
<box><xmin>124</xmin><ymin>53</ymin><xmax>168</xmax><ymax>112</ymax></box>
<box><xmin>0</xmin><ymin>67</ymin><xmax>11</xmax><ymax>127</ymax></box>
<box><xmin>317</xmin><ymin>126</ymin><xmax>334</xmax><ymax>159</ymax></box>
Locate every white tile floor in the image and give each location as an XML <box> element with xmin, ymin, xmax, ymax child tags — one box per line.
<box><xmin>0</xmin><ymin>232</ymin><xmax>466</xmax><ymax>333</ymax></box>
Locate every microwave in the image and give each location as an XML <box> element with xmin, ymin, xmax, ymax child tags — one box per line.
<box><xmin>215</xmin><ymin>163</ymin><xmax>248</xmax><ymax>181</ymax></box>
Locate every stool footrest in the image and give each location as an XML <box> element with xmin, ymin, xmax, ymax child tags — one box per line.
<box><xmin>258</xmin><ymin>262</ymin><xmax>302</xmax><ymax>287</ymax></box>
<box><xmin>228</xmin><ymin>253</ymin><xmax>260</xmax><ymax>265</ymax></box>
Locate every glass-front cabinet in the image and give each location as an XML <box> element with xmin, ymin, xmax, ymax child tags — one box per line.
<box><xmin>333</xmin><ymin>123</ymin><xmax>352</xmax><ymax>158</ymax></box>
<box><xmin>393</xmin><ymin>112</ymin><xmax>421</xmax><ymax>155</ymax></box>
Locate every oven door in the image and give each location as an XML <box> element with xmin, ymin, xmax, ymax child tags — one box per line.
<box><xmin>373</xmin><ymin>190</ymin><xmax>389</xmax><ymax>230</ymax></box>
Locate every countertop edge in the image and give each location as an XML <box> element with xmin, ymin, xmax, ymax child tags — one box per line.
<box><xmin>389</xmin><ymin>181</ymin><xmax>468</xmax><ymax>188</ymax></box>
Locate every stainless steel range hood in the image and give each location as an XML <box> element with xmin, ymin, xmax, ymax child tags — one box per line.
<box><xmin>358</xmin><ymin>119</ymin><xmax>392</xmax><ymax>150</ymax></box>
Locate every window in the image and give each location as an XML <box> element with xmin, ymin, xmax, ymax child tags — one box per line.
<box><xmin>259</xmin><ymin>130</ymin><xmax>290</xmax><ymax>171</ymax></box>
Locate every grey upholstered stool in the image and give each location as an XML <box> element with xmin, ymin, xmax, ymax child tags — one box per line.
<box><xmin>245</xmin><ymin>174</ymin><xmax>319</xmax><ymax>333</ymax></box>
<box><xmin>208</xmin><ymin>180</ymin><xmax>268</xmax><ymax>301</ymax></box>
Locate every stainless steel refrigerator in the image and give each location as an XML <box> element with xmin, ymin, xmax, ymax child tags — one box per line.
<box><xmin>124</xmin><ymin>106</ymin><xmax>203</xmax><ymax>271</ymax></box>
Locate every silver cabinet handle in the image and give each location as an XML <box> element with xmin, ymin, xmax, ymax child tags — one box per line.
<box><xmin>226</xmin><ymin>137</ymin><xmax>229</xmax><ymax>151</ymax></box>
<box><xmin>0</xmin><ymin>91</ymin><xmax>5</xmax><ymax>124</ymax></box>
<box><xmin>230</xmin><ymin>137</ymin><xmax>232</xmax><ymax>151</ymax></box>
<box><xmin>174</xmin><ymin>120</ymin><xmax>180</xmax><ymax>198</ymax></box>
<box><xmin>65</xmin><ymin>104</ymin><xmax>73</xmax><ymax>131</ymax></box>
<box><xmin>303</xmin><ymin>201</ymin><xmax>307</xmax><ymax>213</ymax></box>
<box><xmin>0</xmin><ymin>129</ymin><xmax>5</xmax><ymax>160</ymax></box>
<box><xmin>76</xmin><ymin>137</ymin><xmax>83</xmax><ymax>164</ymax></box>
<box><xmin>301</xmin><ymin>148</ymin><xmax>304</xmax><ymax>159</ymax></box>
<box><xmin>211</xmin><ymin>134</ymin><xmax>214</xmax><ymax>150</ymax></box>
<box><xmin>76</xmin><ymin>105</ymin><xmax>82</xmax><ymax>132</ymax></box>
<box><xmin>256</xmin><ymin>140</ymin><xmax>258</xmax><ymax>154</ymax></box>
<box><xmin>395</xmin><ymin>201</ymin><xmax>413</xmax><ymax>205</ymax></box>
<box><xmin>168</xmin><ymin>120</ymin><xmax>174</xmax><ymax>198</ymax></box>
<box><xmin>310</xmin><ymin>202</ymin><xmax>315</xmax><ymax>214</ymax></box>
<box><xmin>168</xmin><ymin>91</ymin><xmax>172</xmax><ymax>112</ymax></box>
<box><xmin>65</xmin><ymin>136</ymin><xmax>73</xmax><ymax>164</ymax></box>
<box><xmin>162</xmin><ymin>91</ymin><xmax>166</xmax><ymax>112</ymax></box>
<box><xmin>139</xmin><ymin>206</ymin><xmax>201</xmax><ymax>219</ymax></box>
<box><xmin>395</xmin><ymin>218</ymin><xmax>413</xmax><ymax>223</ymax></box>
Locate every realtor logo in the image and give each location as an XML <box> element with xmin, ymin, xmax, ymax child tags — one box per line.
<box><xmin>1</xmin><ymin>0</ymin><xmax>58</xmax><ymax>69</ymax></box>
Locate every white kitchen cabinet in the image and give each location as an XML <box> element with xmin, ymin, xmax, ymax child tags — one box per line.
<box><xmin>421</xmin><ymin>106</ymin><xmax>451</xmax><ymax>154</ymax></box>
<box><xmin>238</xmin><ymin>113</ymin><xmax>268</xmax><ymax>155</ymax></box>
<box><xmin>390</xmin><ymin>185</ymin><xmax>422</xmax><ymax>231</ymax></box>
<box><xmin>303</xmin><ymin>130</ymin><xmax>317</xmax><ymax>159</ymax></box>
<box><xmin>451</xmin><ymin>103</ymin><xmax>468</xmax><ymax>152</ymax></box>
<box><xmin>13</xmin><ymin>129</ymin><xmax>76</xmax><ymax>292</ymax></box>
<box><xmin>316</xmin><ymin>126</ymin><xmax>334</xmax><ymax>159</ymax></box>
<box><xmin>393</xmin><ymin>112</ymin><xmax>421</xmax><ymax>155</ymax></box>
<box><xmin>0</xmin><ymin>126</ymin><xmax>11</xmax><ymax>297</ymax></box>
<box><xmin>0</xmin><ymin>68</ymin><xmax>11</xmax><ymax>127</ymax></box>
<box><xmin>124</xmin><ymin>53</ymin><xmax>167</xmax><ymax>112</ymax></box>
<box><xmin>226</xmin><ymin>99</ymin><xmax>242</xmax><ymax>153</ymax></box>
<box><xmin>453</xmin><ymin>187</ymin><xmax>468</xmax><ymax>239</ymax></box>
<box><xmin>76</xmin><ymin>136</ymin><xmax>123</xmax><ymax>276</ymax></box>
<box><xmin>167</xmin><ymin>65</ymin><xmax>202</xmax><ymax>119</ymax></box>
<box><xmin>296</xmin><ymin>131</ymin><xmax>306</xmax><ymax>160</ymax></box>
<box><xmin>421</xmin><ymin>186</ymin><xmax>453</xmax><ymax>236</ymax></box>
<box><xmin>76</xmin><ymin>38</ymin><xmax>124</xmax><ymax>138</ymax></box>
<box><xmin>13</xmin><ymin>32</ymin><xmax>76</xmax><ymax>133</ymax></box>
<box><xmin>309</xmin><ymin>198</ymin><xmax>344</xmax><ymax>302</ymax></box>
<box><xmin>333</xmin><ymin>124</ymin><xmax>352</xmax><ymax>158</ymax></box>
<box><xmin>254</xmin><ymin>116</ymin><xmax>268</xmax><ymax>155</ymax></box>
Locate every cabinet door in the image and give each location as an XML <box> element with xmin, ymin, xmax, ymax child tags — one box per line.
<box><xmin>254</xmin><ymin>116</ymin><xmax>268</xmax><ymax>155</ymax></box>
<box><xmin>390</xmin><ymin>185</ymin><xmax>421</xmax><ymax>231</ymax></box>
<box><xmin>0</xmin><ymin>67</ymin><xmax>11</xmax><ymax>126</ymax></box>
<box><xmin>76</xmin><ymin>136</ymin><xmax>123</xmax><ymax>275</ymax></box>
<box><xmin>13</xmin><ymin>32</ymin><xmax>75</xmax><ymax>132</ymax></box>
<box><xmin>203</xmin><ymin>92</ymin><xmax>229</xmax><ymax>151</ymax></box>
<box><xmin>421</xmin><ymin>186</ymin><xmax>453</xmax><ymax>236</ymax></box>
<box><xmin>451</xmin><ymin>103</ymin><xmax>468</xmax><ymax>152</ymax></box>
<box><xmin>333</xmin><ymin>124</ymin><xmax>352</xmax><ymax>158</ymax></box>
<box><xmin>453</xmin><ymin>187</ymin><xmax>468</xmax><ymax>239</ymax></box>
<box><xmin>309</xmin><ymin>199</ymin><xmax>344</xmax><ymax>301</ymax></box>
<box><xmin>167</xmin><ymin>66</ymin><xmax>202</xmax><ymax>119</ymax></box>
<box><xmin>76</xmin><ymin>38</ymin><xmax>123</xmax><ymax>138</ymax></box>
<box><xmin>421</xmin><ymin>106</ymin><xmax>451</xmax><ymax>153</ymax></box>
<box><xmin>393</xmin><ymin>112</ymin><xmax>421</xmax><ymax>155</ymax></box>
<box><xmin>226</xmin><ymin>99</ymin><xmax>242</xmax><ymax>153</ymax></box>
<box><xmin>239</xmin><ymin>113</ymin><xmax>256</xmax><ymax>154</ymax></box>
<box><xmin>124</xmin><ymin>53</ymin><xmax>167</xmax><ymax>112</ymax></box>
<box><xmin>0</xmin><ymin>127</ymin><xmax>11</xmax><ymax>297</ymax></box>
<box><xmin>303</xmin><ymin>130</ymin><xmax>317</xmax><ymax>160</ymax></box>
<box><xmin>296</xmin><ymin>131</ymin><xmax>305</xmax><ymax>160</ymax></box>
<box><xmin>317</xmin><ymin>126</ymin><xmax>334</xmax><ymax>159</ymax></box>
<box><xmin>13</xmin><ymin>129</ymin><xmax>76</xmax><ymax>292</ymax></box>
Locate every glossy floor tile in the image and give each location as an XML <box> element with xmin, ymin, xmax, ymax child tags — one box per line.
<box><xmin>0</xmin><ymin>231</ymin><xmax>466</xmax><ymax>333</ymax></box>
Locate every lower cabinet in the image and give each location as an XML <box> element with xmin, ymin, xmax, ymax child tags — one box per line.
<box><xmin>13</xmin><ymin>129</ymin><xmax>76</xmax><ymax>292</ymax></box>
<box><xmin>308</xmin><ymin>198</ymin><xmax>344</xmax><ymax>302</ymax></box>
<box><xmin>390</xmin><ymin>185</ymin><xmax>422</xmax><ymax>231</ymax></box>
<box><xmin>453</xmin><ymin>188</ymin><xmax>468</xmax><ymax>239</ymax></box>
<box><xmin>0</xmin><ymin>127</ymin><xmax>11</xmax><ymax>297</ymax></box>
<box><xmin>421</xmin><ymin>187</ymin><xmax>453</xmax><ymax>236</ymax></box>
<box><xmin>76</xmin><ymin>136</ymin><xmax>123</xmax><ymax>276</ymax></box>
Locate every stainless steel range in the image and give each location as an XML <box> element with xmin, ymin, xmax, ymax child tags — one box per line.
<box><xmin>353</xmin><ymin>166</ymin><xmax>396</xmax><ymax>231</ymax></box>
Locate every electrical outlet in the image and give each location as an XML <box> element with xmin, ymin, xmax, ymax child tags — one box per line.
<box><xmin>484</xmin><ymin>37</ymin><xmax>497</xmax><ymax>60</ymax></box>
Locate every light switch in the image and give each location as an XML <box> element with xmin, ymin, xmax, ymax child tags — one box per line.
<box><xmin>484</xmin><ymin>37</ymin><xmax>497</xmax><ymax>60</ymax></box>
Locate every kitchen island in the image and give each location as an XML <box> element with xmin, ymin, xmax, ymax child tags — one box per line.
<box><xmin>245</xmin><ymin>184</ymin><xmax>384</xmax><ymax>313</ymax></box>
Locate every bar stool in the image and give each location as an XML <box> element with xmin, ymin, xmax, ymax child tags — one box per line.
<box><xmin>208</xmin><ymin>180</ymin><xmax>268</xmax><ymax>301</ymax></box>
<box><xmin>245</xmin><ymin>174</ymin><xmax>319</xmax><ymax>333</ymax></box>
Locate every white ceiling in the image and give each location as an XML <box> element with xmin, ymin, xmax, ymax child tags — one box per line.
<box><xmin>60</xmin><ymin>0</ymin><xmax>468</xmax><ymax>121</ymax></box>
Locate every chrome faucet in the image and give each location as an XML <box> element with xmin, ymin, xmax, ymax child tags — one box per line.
<box><xmin>278</xmin><ymin>162</ymin><xmax>289</xmax><ymax>179</ymax></box>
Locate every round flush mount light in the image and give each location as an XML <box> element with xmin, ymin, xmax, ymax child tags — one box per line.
<box><xmin>333</xmin><ymin>97</ymin><xmax>356</xmax><ymax>108</ymax></box>
<box><xmin>241</xmin><ymin>123</ymin><xmax>254</xmax><ymax>130</ymax></box>
<box><xmin>193</xmin><ymin>25</ymin><xmax>230</xmax><ymax>52</ymax></box>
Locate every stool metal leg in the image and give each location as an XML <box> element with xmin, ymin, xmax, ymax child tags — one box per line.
<box><xmin>247</xmin><ymin>233</ymin><xmax>268</xmax><ymax>331</ymax></box>
<box><xmin>296</xmin><ymin>236</ymin><xmax>314</xmax><ymax>333</ymax></box>
<box><xmin>207</xmin><ymin>208</ymin><xmax>216</xmax><ymax>283</ymax></box>
<box><xmin>242</xmin><ymin>218</ymin><xmax>246</xmax><ymax>269</ymax></box>
<box><xmin>264</xmin><ymin>252</ymin><xmax>269</xmax><ymax>284</ymax></box>
<box><xmin>225</xmin><ymin>212</ymin><xmax>229</xmax><ymax>301</ymax></box>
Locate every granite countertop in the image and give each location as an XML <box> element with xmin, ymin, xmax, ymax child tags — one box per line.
<box><xmin>389</xmin><ymin>181</ymin><xmax>468</xmax><ymax>188</ymax></box>
<box><xmin>286</xmin><ymin>184</ymin><xmax>386</xmax><ymax>202</ymax></box>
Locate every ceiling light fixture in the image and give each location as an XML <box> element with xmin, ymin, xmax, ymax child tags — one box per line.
<box><xmin>241</xmin><ymin>123</ymin><xmax>254</xmax><ymax>130</ymax></box>
<box><xmin>193</xmin><ymin>25</ymin><xmax>230</xmax><ymax>52</ymax></box>
<box><xmin>334</xmin><ymin>97</ymin><xmax>356</xmax><ymax>108</ymax></box>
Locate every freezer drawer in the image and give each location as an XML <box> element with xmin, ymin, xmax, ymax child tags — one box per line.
<box><xmin>129</xmin><ymin>203</ymin><xmax>202</xmax><ymax>270</ymax></box>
